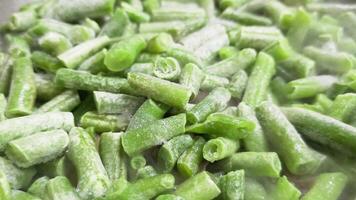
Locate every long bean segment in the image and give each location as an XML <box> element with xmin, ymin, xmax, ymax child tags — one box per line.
<box><xmin>100</xmin><ymin>132</ymin><xmax>123</xmax><ymax>181</ymax></box>
<box><xmin>203</xmin><ymin>137</ymin><xmax>239</xmax><ymax>162</ymax></box>
<box><xmin>37</xmin><ymin>90</ymin><xmax>80</xmax><ymax>113</ymax></box>
<box><xmin>80</xmin><ymin>112</ymin><xmax>130</xmax><ymax>133</ymax></box>
<box><xmin>218</xmin><ymin>170</ymin><xmax>245</xmax><ymax>200</ymax></box>
<box><xmin>153</xmin><ymin>57</ymin><xmax>181</xmax><ymax>81</ymax></box>
<box><xmin>179</xmin><ymin>63</ymin><xmax>205</xmax><ymax>99</ymax></box>
<box><xmin>177</xmin><ymin>137</ymin><xmax>205</xmax><ymax>177</ymax></box>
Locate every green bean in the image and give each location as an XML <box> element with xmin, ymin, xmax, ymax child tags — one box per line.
<box><xmin>6</xmin><ymin>56</ymin><xmax>36</xmax><ymax>118</ymax></box>
<box><xmin>5</xmin><ymin>34</ymin><xmax>30</xmax><ymax>57</ymax></box>
<box><xmin>244</xmin><ymin>178</ymin><xmax>267</xmax><ymax>200</ymax></box>
<box><xmin>127</xmin><ymin>99</ymin><xmax>169</xmax><ymax>131</ymax></box>
<box><xmin>153</xmin><ymin>57</ymin><xmax>181</xmax><ymax>81</ymax></box>
<box><xmin>80</xmin><ymin>112</ymin><xmax>130</xmax><ymax>133</ymax></box>
<box><xmin>82</xmin><ymin>18</ymin><xmax>100</xmax><ymax>34</ymax></box>
<box><xmin>66</xmin><ymin>127</ymin><xmax>110</xmax><ymax>200</ymax></box>
<box><xmin>219</xmin><ymin>0</ymin><xmax>250</xmax><ymax>10</ymax></box>
<box><xmin>152</xmin><ymin>7</ymin><xmax>205</xmax><ymax>22</ymax></box>
<box><xmin>218</xmin><ymin>46</ymin><xmax>239</xmax><ymax>60</ymax></box>
<box><xmin>287</xmin><ymin>8</ymin><xmax>312</xmax><ymax>50</ymax></box>
<box><xmin>36</xmin><ymin>156</ymin><xmax>74</xmax><ymax>178</ymax></box>
<box><xmin>127</xmin><ymin>63</ymin><xmax>154</xmax><ymax>75</ymax></box>
<box><xmin>94</xmin><ymin>91</ymin><xmax>144</xmax><ymax>115</ymax></box>
<box><xmin>38</xmin><ymin>32</ymin><xmax>73</xmax><ymax>56</ymax></box>
<box><xmin>143</xmin><ymin>0</ymin><xmax>160</xmax><ymax>14</ymax></box>
<box><xmin>286</xmin><ymin>75</ymin><xmax>338</xmax><ymax>100</ymax></box>
<box><xmin>165</xmin><ymin>47</ymin><xmax>203</xmax><ymax>67</ymax></box>
<box><xmin>187</xmin><ymin>87</ymin><xmax>231</xmax><ymax>124</ymax></box>
<box><xmin>228</xmin><ymin>70</ymin><xmax>248</xmax><ymax>100</ymax></box>
<box><xmin>28</xmin><ymin>177</ymin><xmax>49</xmax><ymax>199</ymax></box>
<box><xmin>283</xmin><ymin>107</ymin><xmax>356</xmax><ymax>155</ymax></box>
<box><xmin>242</xmin><ymin>52</ymin><xmax>275</xmax><ymax>107</ymax></box>
<box><xmin>177</xmin><ymin>137</ymin><xmax>205</xmax><ymax>177</ymax></box>
<box><xmin>11</xmin><ymin>190</ymin><xmax>41</xmax><ymax>200</ymax></box>
<box><xmin>222</xmin><ymin>9</ymin><xmax>272</xmax><ymax>25</ymax></box>
<box><xmin>265</xmin><ymin>0</ymin><xmax>294</xmax><ymax>29</ymax></box>
<box><xmin>44</xmin><ymin>0</ymin><xmax>115</xmax><ymax>22</ymax></box>
<box><xmin>328</xmin><ymin>93</ymin><xmax>356</xmax><ymax>123</ymax></box>
<box><xmin>187</xmin><ymin>113</ymin><xmax>255</xmax><ymax>140</ymax></box>
<box><xmin>99</xmin><ymin>132</ymin><xmax>123</xmax><ymax>181</ymax></box>
<box><xmin>263</xmin><ymin>39</ymin><xmax>294</xmax><ymax>62</ymax></box>
<box><xmin>201</xmin><ymin>75</ymin><xmax>229</xmax><ymax>92</ymax></box>
<box><xmin>7</xmin><ymin>10</ymin><xmax>37</xmax><ymax>31</ymax></box>
<box><xmin>204</xmin><ymin>48</ymin><xmax>257</xmax><ymax>78</ymax></box>
<box><xmin>55</xmin><ymin>69</ymin><xmax>135</xmax><ymax>95</ymax></box>
<box><xmin>278</xmin><ymin>53</ymin><xmax>315</xmax><ymax>81</ymax></box>
<box><xmin>0</xmin><ymin>170</ymin><xmax>11</xmax><ymax>200</ymax></box>
<box><xmin>158</xmin><ymin>135</ymin><xmax>194</xmax><ymax>173</ymax></box>
<box><xmin>271</xmin><ymin>176</ymin><xmax>301</xmax><ymax>200</ymax></box>
<box><xmin>147</xmin><ymin>33</ymin><xmax>175</xmax><ymax>54</ymax></box>
<box><xmin>0</xmin><ymin>112</ymin><xmax>73</xmax><ymax>151</ymax></box>
<box><xmin>130</xmin><ymin>155</ymin><xmax>147</xmax><ymax>170</ymax></box>
<box><xmin>0</xmin><ymin>94</ymin><xmax>7</xmax><ymax>122</ymax></box>
<box><xmin>0</xmin><ymin>157</ymin><xmax>36</xmax><ymax>189</ymax></box>
<box><xmin>99</xmin><ymin>8</ymin><xmax>129</xmax><ymax>37</ymax></box>
<box><xmin>194</xmin><ymin>33</ymin><xmax>229</xmax><ymax>62</ymax></box>
<box><xmin>46</xmin><ymin>176</ymin><xmax>80</xmax><ymax>200</ymax></box>
<box><xmin>35</xmin><ymin>73</ymin><xmax>64</xmax><ymax>102</ymax></box>
<box><xmin>217</xmin><ymin>152</ymin><xmax>281</xmax><ymax>177</ymax></box>
<box><xmin>301</xmin><ymin>172</ymin><xmax>348</xmax><ymax>200</ymax></box>
<box><xmin>203</xmin><ymin>137</ymin><xmax>239</xmax><ymax>163</ymax></box>
<box><xmin>37</xmin><ymin>90</ymin><xmax>80</xmax><ymax>113</ymax></box>
<box><xmin>122</xmin><ymin>2</ymin><xmax>150</xmax><ymax>23</ymax></box>
<box><xmin>156</xmin><ymin>194</ymin><xmax>184</xmax><ymax>200</ymax></box>
<box><xmin>77</xmin><ymin>49</ymin><xmax>107</xmax><ymax>73</ymax></box>
<box><xmin>218</xmin><ymin>170</ymin><xmax>244</xmax><ymax>200</ymax></box>
<box><xmin>0</xmin><ymin>54</ymin><xmax>12</xmax><ymax>95</ymax></box>
<box><xmin>31</xmin><ymin>51</ymin><xmax>65</xmax><ymax>73</ymax></box>
<box><xmin>136</xmin><ymin>53</ymin><xmax>159</xmax><ymax>63</ymax></box>
<box><xmin>303</xmin><ymin>46</ymin><xmax>355</xmax><ymax>74</ymax></box>
<box><xmin>257</xmin><ymin>102</ymin><xmax>325</xmax><ymax>175</ymax></box>
<box><xmin>58</xmin><ymin>36</ymin><xmax>110</xmax><ymax>69</ymax></box>
<box><xmin>179</xmin><ymin>63</ymin><xmax>205</xmax><ymax>99</ymax></box>
<box><xmin>128</xmin><ymin>72</ymin><xmax>192</xmax><ymax>109</ymax></box>
<box><xmin>306</xmin><ymin>3</ymin><xmax>356</xmax><ymax>14</ymax></box>
<box><xmin>175</xmin><ymin>171</ymin><xmax>221</xmax><ymax>200</ymax></box>
<box><xmin>29</xmin><ymin>19</ymin><xmax>95</xmax><ymax>45</ymax></box>
<box><xmin>122</xmin><ymin>113</ymin><xmax>186</xmax><ymax>156</ymax></box>
<box><xmin>136</xmin><ymin>165</ymin><xmax>158</xmax><ymax>179</ymax></box>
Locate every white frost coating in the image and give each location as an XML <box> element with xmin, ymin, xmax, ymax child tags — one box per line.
<box><xmin>194</xmin><ymin>32</ymin><xmax>229</xmax><ymax>61</ymax></box>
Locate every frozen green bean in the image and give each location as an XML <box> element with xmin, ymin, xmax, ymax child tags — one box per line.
<box><xmin>46</xmin><ymin>176</ymin><xmax>80</xmax><ymax>200</ymax></box>
<box><xmin>179</xmin><ymin>63</ymin><xmax>205</xmax><ymax>99</ymax></box>
<box><xmin>203</xmin><ymin>137</ymin><xmax>239</xmax><ymax>163</ymax></box>
<box><xmin>227</xmin><ymin>70</ymin><xmax>248</xmax><ymax>99</ymax></box>
<box><xmin>80</xmin><ymin>112</ymin><xmax>130</xmax><ymax>133</ymax></box>
<box><xmin>271</xmin><ymin>176</ymin><xmax>301</xmax><ymax>200</ymax></box>
<box><xmin>153</xmin><ymin>56</ymin><xmax>181</xmax><ymax>81</ymax></box>
<box><xmin>100</xmin><ymin>132</ymin><xmax>123</xmax><ymax>181</ymax></box>
<box><xmin>177</xmin><ymin>137</ymin><xmax>205</xmax><ymax>177</ymax></box>
<box><xmin>37</xmin><ymin>90</ymin><xmax>80</xmax><ymax>113</ymax></box>
<box><xmin>0</xmin><ymin>157</ymin><xmax>36</xmax><ymax>189</ymax></box>
<box><xmin>0</xmin><ymin>170</ymin><xmax>11</xmax><ymax>200</ymax></box>
<box><xmin>28</xmin><ymin>177</ymin><xmax>49</xmax><ymax>199</ymax></box>
<box><xmin>38</xmin><ymin>32</ymin><xmax>73</xmax><ymax>56</ymax></box>
<box><xmin>218</xmin><ymin>170</ymin><xmax>245</xmax><ymax>200</ymax></box>
<box><xmin>31</xmin><ymin>51</ymin><xmax>65</xmax><ymax>73</ymax></box>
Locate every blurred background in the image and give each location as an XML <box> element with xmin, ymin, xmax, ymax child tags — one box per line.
<box><xmin>0</xmin><ymin>0</ymin><xmax>30</xmax><ymax>23</ymax></box>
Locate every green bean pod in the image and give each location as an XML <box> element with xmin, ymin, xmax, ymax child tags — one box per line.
<box><xmin>46</xmin><ymin>176</ymin><xmax>81</xmax><ymax>200</ymax></box>
<box><xmin>244</xmin><ymin>178</ymin><xmax>267</xmax><ymax>200</ymax></box>
<box><xmin>156</xmin><ymin>194</ymin><xmax>184</xmax><ymax>200</ymax></box>
<box><xmin>38</xmin><ymin>32</ymin><xmax>73</xmax><ymax>55</ymax></box>
<box><xmin>37</xmin><ymin>90</ymin><xmax>80</xmax><ymax>113</ymax></box>
<box><xmin>201</xmin><ymin>75</ymin><xmax>229</xmax><ymax>92</ymax></box>
<box><xmin>99</xmin><ymin>8</ymin><xmax>130</xmax><ymax>37</ymax></box>
<box><xmin>130</xmin><ymin>155</ymin><xmax>147</xmax><ymax>170</ymax></box>
<box><xmin>235</xmin><ymin>26</ymin><xmax>283</xmax><ymax>50</ymax></box>
<box><xmin>177</xmin><ymin>137</ymin><xmax>205</xmax><ymax>177</ymax></box>
<box><xmin>222</xmin><ymin>9</ymin><xmax>272</xmax><ymax>25</ymax></box>
<box><xmin>271</xmin><ymin>176</ymin><xmax>301</xmax><ymax>200</ymax></box>
<box><xmin>175</xmin><ymin>171</ymin><xmax>221</xmax><ymax>200</ymax></box>
<box><xmin>7</xmin><ymin>10</ymin><xmax>37</xmax><ymax>31</ymax></box>
<box><xmin>0</xmin><ymin>112</ymin><xmax>74</xmax><ymax>151</ymax></box>
<box><xmin>301</xmin><ymin>172</ymin><xmax>347</xmax><ymax>200</ymax></box>
<box><xmin>187</xmin><ymin>87</ymin><xmax>231</xmax><ymax>124</ymax></box>
<box><xmin>136</xmin><ymin>165</ymin><xmax>158</xmax><ymax>179</ymax></box>
<box><xmin>128</xmin><ymin>72</ymin><xmax>192</xmax><ymax>109</ymax></box>
<box><xmin>153</xmin><ymin>57</ymin><xmax>181</xmax><ymax>81</ymax></box>
<box><xmin>151</xmin><ymin>7</ymin><xmax>205</xmax><ymax>22</ymax></box>
<box><xmin>242</xmin><ymin>52</ymin><xmax>276</xmax><ymax>108</ymax></box>
<box><xmin>147</xmin><ymin>33</ymin><xmax>175</xmax><ymax>54</ymax></box>
<box><xmin>31</xmin><ymin>51</ymin><xmax>65</xmax><ymax>73</ymax></box>
<box><xmin>218</xmin><ymin>152</ymin><xmax>281</xmax><ymax>178</ymax></box>
<box><xmin>122</xmin><ymin>113</ymin><xmax>186</xmax><ymax>156</ymax></box>
<box><xmin>278</xmin><ymin>53</ymin><xmax>315</xmax><ymax>81</ymax></box>
<box><xmin>328</xmin><ymin>93</ymin><xmax>356</xmax><ymax>123</ymax></box>
<box><xmin>94</xmin><ymin>91</ymin><xmax>144</xmax><ymax>115</ymax></box>
<box><xmin>204</xmin><ymin>48</ymin><xmax>257</xmax><ymax>78</ymax></box>
<box><xmin>28</xmin><ymin>177</ymin><xmax>49</xmax><ymax>199</ymax></box>
<box><xmin>179</xmin><ymin>63</ymin><xmax>205</xmax><ymax>99</ymax></box>
<box><xmin>257</xmin><ymin>102</ymin><xmax>325</xmax><ymax>175</ymax></box>
<box><xmin>237</xmin><ymin>102</ymin><xmax>268</xmax><ymax>152</ymax></box>
<box><xmin>265</xmin><ymin>0</ymin><xmax>294</xmax><ymax>29</ymax></box>
<box><xmin>218</xmin><ymin>46</ymin><xmax>239</xmax><ymax>60</ymax></box>
<box><xmin>127</xmin><ymin>63</ymin><xmax>154</xmax><ymax>75</ymax></box>
<box><xmin>11</xmin><ymin>190</ymin><xmax>41</xmax><ymax>200</ymax></box>
<box><xmin>283</xmin><ymin>107</ymin><xmax>356</xmax><ymax>155</ymax></box>
<box><xmin>80</xmin><ymin>112</ymin><xmax>130</xmax><ymax>133</ymax></box>
<box><xmin>121</xmin><ymin>2</ymin><xmax>150</xmax><ymax>23</ymax></box>
<box><xmin>0</xmin><ymin>170</ymin><xmax>11</xmax><ymax>200</ymax></box>
<box><xmin>203</xmin><ymin>137</ymin><xmax>239</xmax><ymax>163</ymax></box>
<box><xmin>218</xmin><ymin>170</ymin><xmax>245</xmax><ymax>200</ymax></box>
<box><xmin>0</xmin><ymin>157</ymin><xmax>36</xmax><ymax>189</ymax></box>
<box><xmin>165</xmin><ymin>47</ymin><xmax>203</xmax><ymax>67</ymax></box>
<box><xmin>104</xmin><ymin>35</ymin><xmax>147</xmax><ymax>72</ymax></box>
<box><xmin>66</xmin><ymin>127</ymin><xmax>110</xmax><ymax>200</ymax></box>
<box><xmin>37</xmin><ymin>156</ymin><xmax>74</xmax><ymax>178</ymax></box>
<box><xmin>5</xmin><ymin>34</ymin><xmax>30</xmax><ymax>57</ymax></box>
<box><xmin>157</xmin><ymin>135</ymin><xmax>194</xmax><ymax>173</ymax></box>
<box><xmin>228</xmin><ymin>70</ymin><xmax>248</xmax><ymax>100</ymax></box>
<box><xmin>187</xmin><ymin>113</ymin><xmax>255</xmax><ymax>140</ymax></box>
<box><xmin>6</xmin><ymin>56</ymin><xmax>36</xmax><ymax>118</ymax></box>
<box><xmin>0</xmin><ymin>54</ymin><xmax>12</xmax><ymax>95</ymax></box>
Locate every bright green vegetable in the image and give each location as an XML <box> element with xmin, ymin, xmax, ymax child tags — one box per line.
<box><xmin>31</xmin><ymin>51</ymin><xmax>64</xmax><ymax>73</ymax></box>
<box><xmin>0</xmin><ymin>170</ymin><xmax>11</xmax><ymax>200</ymax></box>
<box><xmin>271</xmin><ymin>176</ymin><xmax>301</xmax><ymax>200</ymax></box>
<box><xmin>80</xmin><ymin>112</ymin><xmax>130</xmax><ymax>133</ymax></box>
<box><xmin>11</xmin><ymin>190</ymin><xmax>41</xmax><ymax>200</ymax></box>
<box><xmin>38</xmin><ymin>32</ymin><xmax>73</xmax><ymax>55</ymax></box>
<box><xmin>203</xmin><ymin>137</ymin><xmax>239</xmax><ymax>163</ymax></box>
<box><xmin>0</xmin><ymin>157</ymin><xmax>36</xmax><ymax>189</ymax></box>
<box><xmin>27</xmin><ymin>177</ymin><xmax>49</xmax><ymax>199</ymax></box>
<box><xmin>179</xmin><ymin>63</ymin><xmax>205</xmax><ymax>99</ymax></box>
<box><xmin>37</xmin><ymin>90</ymin><xmax>80</xmax><ymax>113</ymax></box>
<box><xmin>218</xmin><ymin>170</ymin><xmax>245</xmax><ymax>200</ymax></box>
<box><xmin>46</xmin><ymin>176</ymin><xmax>81</xmax><ymax>200</ymax></box>
<box><xmin>227</xmin><ymin>70</ymin><xmax>248</xmax><ymax>99</ymax></box>
<box><xmin>130</xmin><ymin>155</ymin><xmax>147</xmax><ymax>170</ymax></box>
<box><xmin>100</xmin><ymin>132</ymin><xmax>123</xmax><ymax>181</ymax></box>
<box><xmin>177</xmin><ymin>137</ymin><xmax>205</xmax><ymax>177</ymax></box>
<box><xmin>153</xmin><ymin>57</ymin><xmax>181</xmax><ymax>81</ymax></box>
<box><xmin>328</xmin><ymin>93</ymin><xmax>356</xmax><ymax>123</ymax></box>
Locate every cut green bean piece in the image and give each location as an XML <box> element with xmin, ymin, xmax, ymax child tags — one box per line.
<box><xmin>175</xmin><ymin>171</ymin><xmax>220</xmax><ymax>200</ymax></box>
<box><xmin>287</xmin><ymin>8</ymin><xmax>312</xmax><ymax>50</ymax></box>
<box><xmin>66</xmin><ymin>127</ymin><xmax>110</xmax><ymax>200</ymax></box>
<box><xmin>7</xmin><ymin>10</ymin><xmax>37</xmax><ymax>31</ymax></box>
<box><xmin>244</xmin><ymin>178</ymin><xmax>267</xmax><ymax>200</ymax></box>
<box><xmin>151</xmin><ymin>7</ymin><xmax>205</xmax><ymax>22</ymax></box>
<box><xmin>37</xmin><ymin>156</ymin><xmax>74</xmax><ymax>178</ymax></box>
<box><xmin>218</xmin><ymin>46</ymin><xmax>239</xmax><ymax>60</ymax></box>
<box><xmin>99</xmin><ymin>8</ymin><xmax>130</xmax><ymax>37</ymax></box>
<box><xmin>228</xmin><ymin>70</ymin><xmax>248</xmax><ymax>100</ymax></box>
<box><xmin>122</xmin><ymin>113</ymin><xmax>186</xmax><ymax>156</ymax></box>
<box><xmin>37</xmin><ymin>90</ymin><xmax>80</xmax><ymax>113</ymax></box>
<box><xmin>128</xmin><ymin>72</ymin><xmax>192</xmax><ymax>109</ymax></box>
<box><xmin>165</xmin><ymin>47</ymin><xmax>203</xmax><ymax>67</ymax></box>
<box><xmin>203</xmin><ymin>137</ymin><xmax>239</xmax><ymax>163</ymax></box>
<box><xmin>58</xmin><ymin>36</ymin><xmax>110</xmax><ymax>69</ymax></box>
<box><xmin>187</xmin><ymin>113</ymin><xmax>255</xmax><ymax>140</ymax></box>
<box><xmin>257</xmin><ymin>102</ymin><xmax>325</xmax><ymax>175</ymax></box>
<box><xmin>100</xmin><ymin>132</ymin><xmax>123</xmax><ymax>181</ymax></box>
<box><xmin>0</xmin><ymin>94</ymin><xmax>7</xmax><ymax>122</ymax></box>
<box><xmin>0</xmin><ymin>170</ymin><xmax>11</xmax><ymax>200</ymax></box>
<box><xmin>5</xmin><ymin>129</ymin><xmax>69</xmax><ymax>168</ymax></box>
<box><xmin>177</xmin><ymin>137</ymin><xmax>205</xmax><ymax>177</ymax></box>
<box><xmin>158</xmin><ymin>135</ymin><xmax>194</xmax><ymax>173</ymax></box>
<box><xmin>283</xmin><ymin>107</ymin><xmax>356</xmax><ymax>155</ymax></box>
<box><xmin>0</xmin><ymin>54</ymin><xmax>12</xmax><ymax>95</ymax></box>
<box><xmin>242</xmin><ymin>52</ymin><xmax>275</xmax><ymax>108</ymax></box>
<box><xmin>38</xmin><ymin>32</ymin><xmax>73</xmax><ymax>56</ymax></box>
<box><xmin>278</xmin><ymin>53</ymin><xmax>315</xmax><ymax>81</ymax></box>
<box><xmin>271</xmin><ymin>176</ymin><xmax>301</xmax><ymax>200</ymax></box>
<box><xmin>6</xmin><ymin>56</ymin><xmax>36</xmax><ymax>118</ymax></box>
<box><xmin>286</xmin><ymin>75</ymin><xmax>338</xmax><ymax>100</ymax></box>
<box><xmin>235</xmin><ymin>26</ymin><xmax>283</xmax><ymax>50</ymax></box>
<box><xmin>188</xmin><ymin>87</ymin><xmax>231</xmax><ymax>124</ymax></box>
<box><xmin>82</xmin><ymin>18</ymin><xmax>100</xmax><ymax>34</ymax></box>
<box><xmin>222</xmin><ymin>9</ymin><xmax>272</xmax><ymax>25</ymax></box>
<box><xmin>156</xmin><ymin>194</ymin><xmax>184</xmax><ymax>200</ymax></box>
<box><xmin>104</xmin><ymin>35</ymin><xmax>147</xmax><ymax>72</ymax></box>
<box><xmin>263</xmin><ymin>39</ymin><xmax>294</xmax><ymax>63</ymax></box>
<box><xmin>122</xmin><ymin>2</ymin><xmax>150</xmax><ymax>23</ymax></box>
<box><xmin>136</xmin><ymin>165</ymin><xmax>158</xmax><ymax>179</ymax></box>
<box><xmin>94</xmin><ymin>91</ymin><xmax>144</xmax><ymax>115</ymax></box>
<box><xmin>11</xmin><ymin>190</ymin><xmax>41</xmax><ymax>200</ymax></box>
<box><xmin>201</xmin><ymin>75</ymin><xmax>229</xmax><ymax>92</ymax></box>
<box><xmin>237</xmin><ymin>102</ymin><xmax>268</xmax><ymax>152</ymax></box>
<box><xmin>328</xmin><ymin>93</ymin><xmax>356</xmax><ymax>123</ymax></box>
<box><xmin>55</xmin><ymin>69</ymin><xmax>135</xmax><ymax>95</ymax></box>
<box><xmin>0</xmin><ymin>157</ymin><xmax>36</xmax><ymax>189</ymax></box>
<box><xmin>0</xmin><ymin>112</ymin><xmax>74</xmax><ymax>151</ymax></box>
<box><xmin>218</xmin><ymin>152</ymin><xmax>281</xmax><ymax>177</ymax></box>
<box><xmin>219</xmin><ymin>0</ymin><xmax>250</xmax><ymax>10</ymax></box>
<box><xmin>127</xmin><ymin>63</ymin><xmax>154</xmax><ymax>75</ymax></box>
<box><xmin>153</xmin><ymin>57</ymin><xmax>181</xmax><ymax>81</ymax></box>
<box><xmin>194</xmin><ymin>33</ymin><xmax>229</xmax><ymax>62</ymax></box>
<box><xmin>127</xmin><ymin>99</ymin><xmax>169</xmax><ymax>131</ymax></box>
<box><xmin>5</xmin><ymin>34</ymin><xmax>30</xmax><ymax>57</ymax></box>
<box><xmin>28</xmin><ymin>177</ymin><xmax>49</xmax><ymax>199</ymax></box>
<box><xmin>204</xmin><ymin>48</ymin><xmax>257</xmax><ymax>78</ymax></box>
<box><xmin>179</xmin><ymin>63</ymin><xmax>205</xmax><ymax>99</ymax></box>
<box><xmin>46</xmin><ymin>176</ymin><xmax>80</xmax><ymax>200</ymax></box>
<box><xmin>147</xmin><ymin>33</ymin><xmax>175</xmax><ymax>54</ymax></box>
<box><xmin>80</xmin><ymin>112</ymin><xmax>130</xmax><ymax>133</ymax></box>
<box><xmin>130</xmin><ymin>155</ymin><xmax>147</xmax><ymax>170</ymax></box>
<box><xmin>31</xmin><ymin>51</ymin><xmax>65</xmax><ymax>73</ymax></box>
<box><xmin>301</xmin><ymin>172</ymin><xmax>348</xmax><ymax>200</ymax></box>
<box><xmin>218</xmin><ymin>170</ymin><xmax>244</xmax><ymax>200</ymax></box>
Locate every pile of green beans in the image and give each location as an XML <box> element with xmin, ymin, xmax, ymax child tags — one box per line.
<box><xmin>2</xmin><ymin>0</ymin><xmax>356</xmax><ymax>199</ymax></box>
